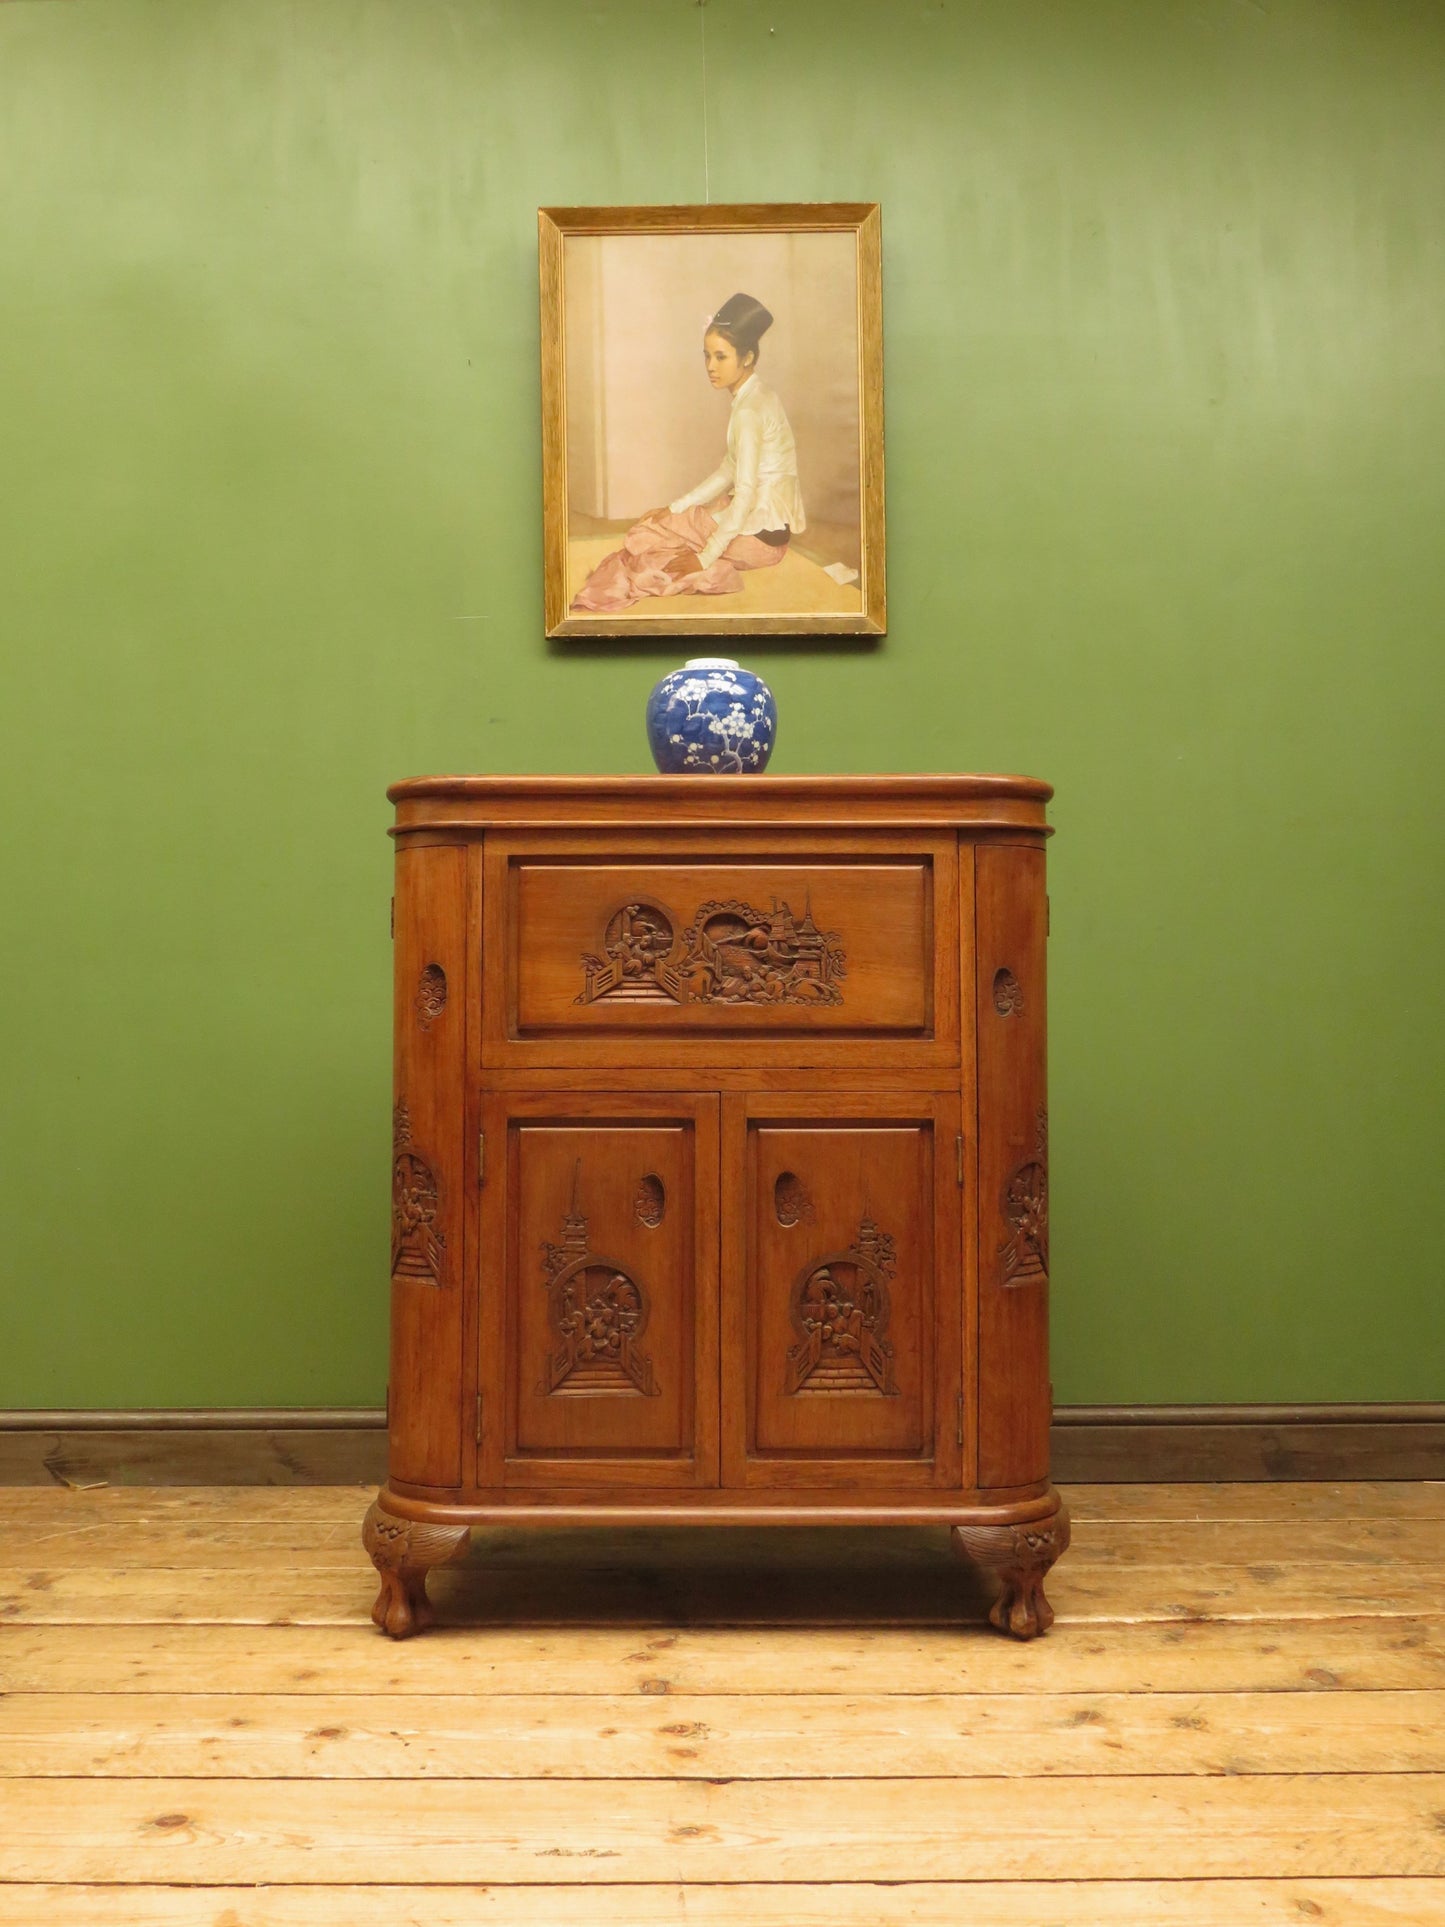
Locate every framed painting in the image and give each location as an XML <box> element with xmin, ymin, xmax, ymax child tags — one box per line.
<box><xmin>540</xmin><ymin>202</ymin><xmax>885</xmax><ymax>638</ymax></box>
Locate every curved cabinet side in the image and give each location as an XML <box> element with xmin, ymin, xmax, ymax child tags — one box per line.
<box><xmin>389</xmin><ymin>842</ymin><xmax>468</xmax><ymax>1488</ymax></box>
<box><xmin>975</xmin><ymin>843</ymin><xmax>1051</xmax><ymax>1489</ymax></box>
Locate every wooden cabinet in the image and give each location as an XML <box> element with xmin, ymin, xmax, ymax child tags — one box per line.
<box><xmin>364</xmin><ymin>777</ymin><xmax>1068</xmax><ymax>1643</ymax></box>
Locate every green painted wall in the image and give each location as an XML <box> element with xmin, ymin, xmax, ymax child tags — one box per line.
<box><xmin>2</xmin><ymin>0</ymin><xmax>1441</xmax><ymax>1409</ymax></box>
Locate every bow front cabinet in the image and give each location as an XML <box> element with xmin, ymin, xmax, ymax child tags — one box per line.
<box><xmin>364</xmin><ymin>775</ymin><xmax>1067</xmax><ymax>1639</ymax></box>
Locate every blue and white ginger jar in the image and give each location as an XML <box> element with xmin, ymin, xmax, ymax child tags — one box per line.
<box><xmin>645</xmin><ymin>657</ymin><xmax>777</xmax><ymax>774</ymax></box>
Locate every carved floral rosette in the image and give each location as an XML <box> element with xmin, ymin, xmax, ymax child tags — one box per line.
<box><xmin>415</xmin><ymin>963</ymin><xmax>448</xmax><ymax>1028</ymax></box>
<box><xmin>786</xmin><ymin>1211</ymin><xmax>899</xmax><ymax>1397</ymax></box>
<box><xmin>992</xmin><ymin>967</ymin><xmax>1024</xmax><ymax>1015</ymax></box>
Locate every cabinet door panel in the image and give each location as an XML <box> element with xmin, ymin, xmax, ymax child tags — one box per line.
<box><xmin>723</xmin><ymin>1094</ymin><xmax>962</xmax><ymax>1488</ymax></box>
<box><xmin>480</xmin><ymin>1092</ymin><xmax>718</xmax><ymax>1488</ymax></box>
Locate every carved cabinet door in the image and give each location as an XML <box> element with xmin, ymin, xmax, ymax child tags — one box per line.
<box><xmin>720</xmin><ymin>1092</ymin><xmax>964</xmax><ymax>1490</ymax></box>
<box><xmin>477</xmin><ymin>1091</ymin><xmax>719</xmax><ymax>1489</ymax></box>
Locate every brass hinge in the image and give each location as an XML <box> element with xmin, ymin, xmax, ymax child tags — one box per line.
<box><xmin>478</xmin><ymin>1131</ymin><xmax>486</xmax><ymax>1186</ymax></box>
<box><xmin>957</xmin><ymin>1393</ymin><xmax>965</xmax><ymax>1448</ymax></box>
<box><xmin>956</xmin><ymin>1133</ymin><xmax>965</xmax><ymax>1188</ymax></box>
<box><xmin>474</xmin><ymin>1394</ymin><xmax>483</xmax><ymax>1447</ymax></box>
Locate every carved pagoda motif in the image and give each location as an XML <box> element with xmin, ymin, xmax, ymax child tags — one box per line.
<box><xmin>1000</xmin><ymin>1106</ymin><xmax>1048</xmax><ymax>1286</ymax></box>
<box><xmin>786</xmin><ymin>1209</ymin><xmax>898</xmax><ymax>1396</ymax></box>
<box><xmin>681</xmin><ymin>896</ymin><xmax>846</xmax><ymax>1005</ymax></box>
<box><xmin>541</xmin><ymin>1161</ymin><xmax>658</xmax><ymax>1397</ymax></box>
<box><xmin>575</xmin><ymin>894</ymin><xmax>847</xmax><ymax>1008</ymax></box>
<box><xmin>391</xmin><ymin>1101</ymin><xmax>444</xmax><ymax>1287</ymax></box>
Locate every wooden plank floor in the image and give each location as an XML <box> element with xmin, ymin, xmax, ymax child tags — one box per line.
<box><xmin>0</xmin><ymin>1483</ymin><xmax>1442</xmax><ymax>1925</ymax></box>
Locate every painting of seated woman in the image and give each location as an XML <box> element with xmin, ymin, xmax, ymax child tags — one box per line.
<box><xmin>541</xmin><ymin>205</ymin><xmax>885</xmax><ymax>637</ymax></box>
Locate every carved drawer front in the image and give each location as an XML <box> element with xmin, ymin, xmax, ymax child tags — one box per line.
<box><xmin>478</xmin><ymin>1091</ymin><xmax>719</xmax><ymax>1489</ymax></box>
<box><xmin>721</xmin><ymin>1092</ymin><xmax>964</xmax><ymax>1490</ymax></box>
<box><xmin>496</xmin><ymin>850</ymin><xmax>954</xmax><ymax>1052</ymax></box>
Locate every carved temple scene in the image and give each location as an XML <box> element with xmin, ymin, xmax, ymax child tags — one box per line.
<box><xmin>786</xmin><ymin>1210</ymin><xmax>899</xmax><ymax>1397</ymax></box>
<box><xmin>577</xmin><ymin>894</ymin><xmax>846</xmax><ymax>1008</ymax></box>
<box><xmin>576</xmin><ymin>902</ymin><xmax>683</xmax><ymax>1003</ymax></box>
<box><xmin>541</xmin><ymin>1162</ymin><xmax>658</xmax><ymax>1397</ymax></box>
<box><xmin>391</xmin><ymin>1100</ymin><xmax>444</xmax><ymax>1286</ymax></box>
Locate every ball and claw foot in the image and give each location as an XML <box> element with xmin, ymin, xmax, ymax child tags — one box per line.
<box><xmin>362</xmin><ymin>1499</ymin><xmax>470</xmax><ymax>1639</ymax></box>
<box><xmin>951</xmin><ymin>1505</ymin><xmax>1070</xmax><ymax>1640</ymax></box>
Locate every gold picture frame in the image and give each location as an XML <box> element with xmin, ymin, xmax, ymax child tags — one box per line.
<box><xmin>540</xmin><ymin>202</ymin><xmax>885</xmax><ymax>638</ymax></box>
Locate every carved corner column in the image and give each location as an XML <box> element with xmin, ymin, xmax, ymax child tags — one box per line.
<box><xmin>974</xmin><ymin>841</ymin><xmax>1052</xmax><ymax>1492</ymax></box>
<box><xmin>388</xmin><ymin>841</ymin><xmax>470</xmax><ymax>1489</ymax></box>
<box><xmin>362</xmin><ymin>1499</ymin><xmax>471</xmax><ymax>1639</ymax></box>
<box><xmin>951</xmin><ymin>1504</ymin><xmax>1070</xmax><ymax>1639</ymax></box>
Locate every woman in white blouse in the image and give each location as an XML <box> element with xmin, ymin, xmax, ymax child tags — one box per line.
<box><xmin>570</xmin><ymin>293</ymin><xmax>806</xmax><ymax>612</ymax></box>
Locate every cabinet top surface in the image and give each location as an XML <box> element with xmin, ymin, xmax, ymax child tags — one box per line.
<box><xmin>388</xmin><ymin>773</ymin><xmax>1053</xmax><ymax>833</ymax></box>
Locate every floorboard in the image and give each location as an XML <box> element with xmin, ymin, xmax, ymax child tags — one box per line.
<box><xmin>0</xmin><ymin>1481</ymin><xmax>1440</xmax><ymax>1920</ymax></box>
<box><xmin>0</xmin><ymin>1881</ymin><xmax>1441</xmax><ymax>1926</ymax></box>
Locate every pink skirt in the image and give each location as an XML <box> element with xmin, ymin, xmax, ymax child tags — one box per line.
<box><xmin>570</xmin><ymin>503</ymin><xmax>788</xmax><ymax>614</ymax></box>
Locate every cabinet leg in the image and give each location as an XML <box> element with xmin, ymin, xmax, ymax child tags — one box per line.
<box><xmin>951</xmin><ymin>1504</ymin><xmax>1070</xmax><ymax>1640</ymax></box>
<box><xmin>362</xmin><ymin>1499</ymin><xmax>470</xmax><ymax>1639</ymax></box>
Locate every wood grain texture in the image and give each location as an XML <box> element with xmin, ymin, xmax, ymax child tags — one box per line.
<box><xmin>5</xmin><ymin>1464</ymin><xmax>1441</xmax><ymax>1919</ymax></box>
<box><xmin>974</xmin><ymin>840</ymin><xmax>1051</xmax><ymax>1490</ymax></box>
<box><xmin>1072</xmin><ymin>1480</ymin><xmax>1445</xmax><ymax>1521</ymax></box>
<box><xmin>386</xmin><ymin>773</ymin><xmax>1054</xmax><ymax>834</ymax></box>
<box><xmin>388</xmin><ymin>840</ymin><xmax>469</xmax><ymax>1487</ymax></box>
<box><xmin>7</xmin><ymin>1615</ymin><xmax>1443</xmax><ymax>1696</ymax></box>
<box><xmin>4</xmin><ymin>1774</ymin><xmax>1443</xmax><ymax>1883</ymax></box>
<box><xmin>0</xmin><ymin>1426</ymin><xmax>389</xmax><ymax>1487</ymax></box>
<box><xmin>1054</xmin><ymin>1415</ymin><xmax>1445</xmax><ymax>1482</ymax></box>
<box><xmin>2</xmin><ymin>1561</ymin><xmax>1442</xmax><ymax>1629</ymax></box>
<box><xmin>4</xmin><ymin>1688</ymin><xmax>1439</xmax><ymax>1779</ymax></box>
<box><xmin>3</xmin><ymin>1475</ymin><xmax>1443</xmax><ymax>1925</ymax></box>
<box><xmin>2</xmin><ymin>1883</ymin><xmax>1440</xmax><ymax>1926</ymax></box>
<box><xmin>7</xmin><ymin>1510</ymin><xmax>1444</xmax><ymax>1571</ymax></box>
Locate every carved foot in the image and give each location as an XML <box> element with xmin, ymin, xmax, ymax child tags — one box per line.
<box><xmin>951</xmin><ymin>1505</ymin><xmax>1070</xmax><ymax>1640</ymax></box>
<box><xmin>362</xmin><ymin>1499</ymin><xmax>470</xmax><ymax>1639</ymax></box>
